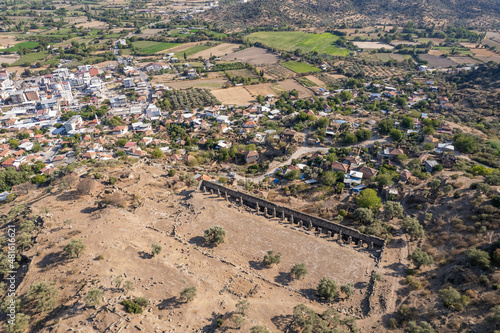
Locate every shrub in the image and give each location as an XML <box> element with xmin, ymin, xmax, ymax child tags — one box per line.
<box><xmin>466</xmin><ymin>247</ymin><xmax>491</xmax><ymax>269</ymax></box>
<box><xmin>408</xmin><ymin>248</ymin><xmax>434</xmax><ymax>269</ymax></box>
<box><xmin>290</xmin><ymin>263</ymin><xmax>308</xmax><ymax>280</ymax></box>
<box><xmin>109</xmin><ymin>176</ymin><xmax>117</xmax><ymax>185</ymax></box>
<box><xmin>180</xmin><ymin>286</ymin><xmax>197</xmax><ymax>302</ymax></box>
<box><xmin>64</xmin><ymin>239</ymin><xmax>86</xmax><ymax>258</ymax></box>
<box><xmin>135</xmin><ymin>297</ymin><xmax>149</xmax><ymax>307</ymax></box>
<box><xmin>341</xmin><ymin>283</ymin><xmax>354</xmax><ymax>299</ymax></box>
<box><xmin>76</xmin><ymin>179</ymin><xmax>96</xmax><ymax>195</ymax></box>
<box><xmin>204</xmin><ymin>226</ymin><xmax>226</xmax><ymax>246</ymax></box>
<box><xmin>122</xmin><ymin>299</ymin><xmax>143</xmax><ymax>313</ymax></box>
<box><xmin>85</xmin><ymin>289</ymin><xmax>103</xmax><ymax>307</ymax></box>
<box><xmin>250</xmin><ymin>326</ymin><xmax>271</xmax><ymax>333</ymax></box>
<box><xmin>439</xmin><ymin>287</ymin><xmax>467</xmax><ymax>309</ymax></box>
<box><xmin>317</xmin><ymin>277</ymin><xmax>338</xmax><ymax>300</ymax></box>
<box><xmin>263</xmin><ymin>250</ymin><xmax>281</xmax><ymax>266</ymax></box>
<box><xmin>151</xmin><ymin>243</ymin><xmax>162</xmax><ymax>256</ymax></box>
<box><xmin>236</xmin><ymin>299</ymin><xmax>250</xmax><ymax>316</ymax></box>
<box><xmin>27</xmin><ymin>281</ymin><xmax>59</xmax><ymax>312</ymax></box>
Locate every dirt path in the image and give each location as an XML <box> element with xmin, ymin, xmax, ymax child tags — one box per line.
<box><xmin>234</xmin><ymin>136</ymin><xmax>388</xmax><ymax>182</ymax></box>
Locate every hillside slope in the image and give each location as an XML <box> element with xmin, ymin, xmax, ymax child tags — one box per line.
<box><xmin>212</xmin><ymin>0</ymin><xmax>500</xmax><ymax>28</ymax></box>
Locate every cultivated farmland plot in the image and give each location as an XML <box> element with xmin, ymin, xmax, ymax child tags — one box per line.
<box><xmin>419</xmin><ymin>54</ymin><xmax>458</xmax><ymax>68</ymax></box>
<box><xmin>221</xmin><ymin>47</ymin><xmax>280</xmax><ymax>66</ymax></box>
<box><xmin>246</xmin><ymin>31</ymin><xmax>349</xmax><ymax>56</ymax></box>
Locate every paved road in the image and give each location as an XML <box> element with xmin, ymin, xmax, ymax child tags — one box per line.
<box><xmin>233</xmin><ymin>135</ymin><xmax>388</xmax><ymax>182</ymax></box>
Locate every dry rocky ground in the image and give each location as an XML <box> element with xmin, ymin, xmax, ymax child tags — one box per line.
<box><xmin>3</xmin><ymin>163</ymin><xmax>389</xmax><ymax>332</ymax></box>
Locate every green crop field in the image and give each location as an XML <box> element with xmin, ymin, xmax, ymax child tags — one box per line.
<box><xmin>176</xmin><ymin>44</ymin><xmax>213</xmax><ymax>58</ymax></box>
<box><xmin>132</xmin><ymin>41</ymin><xmax>182</xmax><ymax>54</ymax></box>
<box><xmin>245</xmin><ymin>31</ymin><xmax>349</xmax><ymax>56</ymax></box>
<box><xmin>12</xmin><ymin>51</ymin><xmax>49</xmax><ymax>66</ymax></box>
<box><xmin>297</xmin><ymin>77</ymin><xmax>317</xmax><ymax>87</ymax></box>
<box><xmin>3</xmin><ymin>41</ymin><xmax>39</xmax><ymax>53</ymax></box>
<box><xmin>281</xmin><ymin>61</ymin><xmax>321</xmax><ymax>73</ymax></box>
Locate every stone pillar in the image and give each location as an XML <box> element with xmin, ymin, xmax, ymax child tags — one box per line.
<box><xmin>264</xmin><ymin>207</ymin><xmax>268</xmax><ymax>217</ymax></box>
<box><xmin>217</xmin><ymin>189</ymin><xmax>220</xmax><ymax>197</ymax></box>
<box><xmin>309</xmin><ymin>222</ymin><xmax>313</xmax><ymax>231</ymax></box>
<box><xmin>281</xmin><ymin>210</ymin><xmax>285</xmax><ymax>221</ymax></box>
<box><xmin>290</xmin><ymin>215</ymin><xmax>294</xmax><ymax>224</ymax></box>
<box><xmin>347</xmin><ymin>236</ymin><xmax>352</xmax><ymax>245</ymax></box>
<box><xmin>273</xmin><ymin>208</ymin><xmax>276</xmax><ymax>218</ymax></box>
<box><xmin>369</xmin><ymin>241</ymin><xmax>374</xmax><ymax>249</ymax></box>
<box><xmin>240</xmin><ymin>197</ymin><xmax>244</xmax><ymax>206</ymax></box>
<box><xmin>327</xmin><ymin>231</ymin><xmax>332</xmax><ymax>238</ymax></box>
<box><xmin>338</xmin><ymin>231</ymin><xmax>343</xmax><ymax>244</ymax></box>
<box><xmin>256</xmin><ymin>202</ymin><xmax>259</xmax><ymax>214</ymax></box>
<box><xmin>318</xmin><ymin>227</ymin><xmax>322</xmax><ymax>236</ymax></box>
<box><xmin>225</xmin><ymin>192</ymin><xmax>228</xmax><ymax>201</ymax></box>
<box><xmin>210</xmin><ymin>189</ymin><xmax>213</xmax><ymax>195</ymax></box>
<box><xmin>299</xmin><ymin>220</ymin><xmax>303</xmax><ymax>228</ymax></box>
<box><xmin>202</xmin><ymin>186</ymin><xmax>206</xmax><ymax>192</ymax></box>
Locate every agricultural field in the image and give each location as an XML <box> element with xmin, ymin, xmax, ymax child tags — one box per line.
<box><xmin>259</xmin><ymin>64</ymin><xmax>296</xmax><ymax>80</ymax></box>
<box><xmin>281</xmin><ymin>61</ymin><xmax>321</xmax><ymax>73</ymax></box>
<box><xmin>244</xmin><ymin>83</ymin><xmax>279</xmax><ymax>97</ymax></box>
<box><xmin>353</xmin><ymin>41</ymin><xmax>394</xmax><ymax>50</ymax></box>
<box><xmin>211</xmin><ymin>86</ymin><xmax>256</xmax><ymax>105</ymax></box>
<box><xmin>275</xmin><ymin>79</ymin><xmax>315</xmax><ymax>98</ymax></box>
<box><xmin>374</xmin><ymin>53</ymin><xmax>412</xmax><ymax>62</ymax></box>
<box><xmin>296</xmin><ymin>76</ymin><xmax>318</xmax><ymax>87</ymax></box>
<box><xmin>163</xmin><ymin>78</ymin><xmax>228</xmax><ymax>90</ymax></box>
<box><xmin>3</xmin><ymin>41</ymin><xmax>39</xmax><ymax>53</ymax></box>
<box><xmin>176</xmin><ymin>44</ymin><xmax>213</xmax><ymax>58</ymax></box>
<box><xmin>221</xmin><ymin>47</ymin><xmax>280</xmax><ymax>66</ymax></box>
<box><xmin>132</xmin><ymin>41</ymin><xmax>182</xmax><ymax>54</ymax></box>
<box><xmin>191</xmin><ymin>43</ymin><xmax>240</xmax><ymax>58</ymax></box>
<box><xmin>419</xmin><ymin>54</ymin><xmax>459</xmax><ymax>67</ymax></box>
<box><xmin>245</xmin><ymin>31</ymin><xmax>350</xmax><ymax>56</ymax></box>
<box><xmin>12</xmin><ymin>51</ymin><xmax>49</xmax><ymax>66</ymax></box>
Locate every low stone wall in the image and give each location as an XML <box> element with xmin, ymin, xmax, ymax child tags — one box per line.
<box><xmin>200</xmin><ymin>180</ymin><xmax>386</xmax><ymax>249</ymax></box>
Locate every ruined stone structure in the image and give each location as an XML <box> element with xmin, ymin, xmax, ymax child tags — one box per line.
<box><xmin>200</xmin><ymin>180</ymin><xmax>386</xmax><ymax>249</ymax></box>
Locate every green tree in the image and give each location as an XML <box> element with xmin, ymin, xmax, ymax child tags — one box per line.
<box><xmin>84</xmin><ymin>288</ymin><xmax>103</xmax><ymax>307</ymax></box>
<box><xmin>317</xmin><ymin>277</ymin><xmax>338</xmax><ymax>300</ymax></box>
<box><xmin>64</xmin><ymin>239</ymin><xmax>86</xmax><ymax>258</ymax></box>
<box><xmin>356</xmin><ymin>189</ymin><xmax>381</xmax><ymax>210</ymax></box>
<box><xmin>4</xmin><ymin>313</ymin><xmax>30</xmax><ymax>333</ymax></box>
<box><xmin>27</xmin><ymin>281</ymin><xmax>59</xmax><ymax>312</ymax></box>
<box><xmin>180</xmin><ymin>286</ymin><xmax>197</xmax><ymax>302</ymax></box>
<box><xmin>290</xmin><ymin>263</ymin><xmax>308</xmax><ymax>280</ymax></box>
<box><xmin>402</xmin><ymin>217</ymin><xmax>425</xmax><ymax>240</ymax></box>
<box><xmin>204</xmin><ymin>226</ymin><xmax>226</xmax><ymax>246</ymax></box>
<box><xmin>378</xmin><ymin>119</ymin><xmax>394</xmax><ymax>134</ymax></box>
<box><xmin>353</xmin><ymin>208</ymin><xmax>374</xmax><ymax>224</ymax></box>
<box><xmin>383</xmin><ymin>201</ymin><xmax>404</xmax><ymax>219</ymax></box>
<box><xmin>151</xmin><ymin>148</ymin><xmax>164</xmax><ymax>159</ymax></box>
<box><xmin>408</xmin><ymin>248</ymin><xmax>434</xmax><ymax>269</ymax></box>
<box><xmin>454</xmin><ymin>134</ymin><xmax>477</xmax><ymax>153</ymax></box>
<box><xmin>263</xmin><ymin>250</ymin><xmax>281</xmax><ymax>266</ymax></box>
<box><xmin>321</xmin><ymin>171</ymin><xmax>337</xmax><ymax>186</ymax></box>
<box><xmin>389</xmin><ymin>128</ymin><xmax>403</xmax><ymax>141</ymax></box>
<box><xmin>466</xmin><ymin>247</ymin><xmax>491</xmax><ymax>269</ymax></box>
<box><xmin>151</xmin><ymin>243</ymin><xmax>162</xmax><ymax>256</ymax></box>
